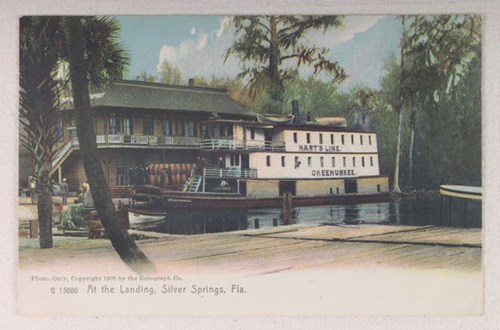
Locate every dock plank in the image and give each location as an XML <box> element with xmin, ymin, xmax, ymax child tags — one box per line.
<box><xmin>20</xmin><ymin>224</ymin><xmax>482</xmax><ymax>275</ymax></box>
<box><xmin>353</xmin><ymin>227</ymin><xmax>481</xmax><ymax>246</ymax></box>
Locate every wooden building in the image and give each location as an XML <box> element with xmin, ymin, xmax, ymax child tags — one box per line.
<box><xmin>49</xmin><ymin>80</ymin><xmax>253</xmax><ymax>192</ymax></box>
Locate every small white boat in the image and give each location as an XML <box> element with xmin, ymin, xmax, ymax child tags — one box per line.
<box><xmin>128</xmin><ymin>208</ymin><xmax>167</xmax><ymax>228</ymax></box>
<box><xmin>257</xmin><ymin>113</ymin><xmax>295</xmax><ymax>124</ymax></box>
<box><xmin>314</xmin><ymin>117</ymin><xmax>347</xmax><ymax>127</ymax></box>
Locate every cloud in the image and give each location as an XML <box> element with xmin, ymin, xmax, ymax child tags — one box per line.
<box><xmin>154</xmin><ymin>15</ymin><xmax>389</xmax><ymax>88</ymax></box>
<box><xmin>216</xmin><ymin>16</ymin><xmax>232</xmax><ymax>38</ymax></box>
<box><xmin>197</xmin><ymin>33</ymin><xmax>208</xmax><ymax>50</ymax></box>
<box><xmin>304</xmin><ymin>15</ymin><xmax>385</xmax><ymax>48</ymax></box>
<box><xmin>158</xmin><ymin>45</ymin><xmax>177</xmax><ymax>65</ymax></box>
<box><xmin>157</xmin><ymin>31</ymin><xmax>210</xmax><ymax>71</ymax></box>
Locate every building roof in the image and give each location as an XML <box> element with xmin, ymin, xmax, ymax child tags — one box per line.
<box><xmin>62</xmin><ymin>80</ymin><xmax>253</xmax><ymax>118</ymax></box>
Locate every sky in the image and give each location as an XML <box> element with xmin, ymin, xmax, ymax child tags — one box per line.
<box><xmin>115</xmin><ymin>15</ymin><xmax>402</xmax><ymax>91</ymax></box>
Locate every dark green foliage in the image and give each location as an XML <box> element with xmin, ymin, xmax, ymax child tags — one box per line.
<box><xmin>19</xmin><ymin>16</ymin><xmax>64</xmax><ymax>249</ymax></box>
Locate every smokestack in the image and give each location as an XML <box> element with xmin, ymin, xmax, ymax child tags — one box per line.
<box><xmin>292</xmin><ymin>100</ymin><xmax>302</xmax><ymax>124</ymax></box>
<box><xmin>188</xmin><ymin>78</ymin><xmax>195</xmax><ymax>87</ymax></box>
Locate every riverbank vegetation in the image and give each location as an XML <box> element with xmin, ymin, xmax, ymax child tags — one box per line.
<box><xmin>171</xmin><ymin>15</ymin><xmax>482</xmax><ymax>191</ymax></box>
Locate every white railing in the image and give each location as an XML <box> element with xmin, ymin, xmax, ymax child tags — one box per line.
<box><xmin>203</xmin><ymin>167</ymin><xmax>258</xmax><ymax>179</ymax></box>
<box><xmin>148</xmin><ymin>136</ymin><xmax>158</xmax><ymax>145</ymax></box>
<box><xmin>107</xmin><ymin>134</ymin><xmax>124</xmax><ymax>143</ymax></box>
<box><xmin>69</xmin><ymin>135</ymin><xmax>202</xmax><ymax>147</ymax></box>
<box><xmin>173</xmin><ymin>136</ymin><xmax>200</xmax><ymax>146</ymax></box>
<box><xmin>96</xmin><ymin>135</ymin><xmax>106</xmax><ymax>144</ymax></box>
<box><xmin>131</xmin><ymin>135</ymin><xmax>149</xmax><ymax>144</ymax></box>
<box><xmin>200</xmin><ymin>138</ymin><xmax>285</xmax><ymax>151</ymax></box>
<box><xmin>160</xmin><ymin>136</ymin><xmax>174</xmax><ymax>145</ymax></box>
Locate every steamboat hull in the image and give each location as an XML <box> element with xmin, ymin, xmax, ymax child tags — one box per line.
<box><xmin>162</xmin><ymin>192</ymin><xmax>391</xmax><ymax>209</ymax></box>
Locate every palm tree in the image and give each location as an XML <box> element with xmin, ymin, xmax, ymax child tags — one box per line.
<box><xmin>64</xmin><ymin>16</ymin><xmax>154</xmax><ymax>272</ymax></box>
<box><xmin>19</xmin><ymin>16</ymin><xmax>64</xmax><ymax>248</ymax></box>
<box><xmin>20</xmin><ymin>16</ymin><xmax>154</xmax><ymax>271</ymax></box>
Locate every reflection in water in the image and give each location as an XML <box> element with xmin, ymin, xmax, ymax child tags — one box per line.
<box><xmin>137</xmin><ymin>193</ymin><xmax>481</xmax><ymax>235</ymax></box>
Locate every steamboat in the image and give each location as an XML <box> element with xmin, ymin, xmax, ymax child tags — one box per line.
<box><xmin>146</xmin><ymin>100</ymin><xmax>390</xmax><ymax>209</ymax></box>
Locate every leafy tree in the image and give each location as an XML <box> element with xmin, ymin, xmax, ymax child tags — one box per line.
<box><xmin>225</xmin><ymin>16</ymin><xmax>347</xmax><ymax>113</ymax></box>
<box><xmin>282</xmin><ymin>75</ymin><xmax>342</xmax><ymax>119</ymax></box>
<box><xmin>136</xmin><ymin>71</ymin><xmax>156</xmax><ymax>82</ymax></box>
<box><xmin>19</xmin><ymin>17</ymin><xmax>64</xmax><ymax>248</ymax></box>
<box><xmin>345</xmin><ymin>86</ymin><xmax>378</xmax><ymax>131</ymax></box>
<box><xmin>64</xmin><ymin>16</ymin><xmax>154</xmax><ymax>272</ymax></box>
<box><xmin>399</xmin><ymin>15</ymin><xmax>481</xmax><ymax>189</ymax></box>
<box><xmin>157</xmin><ymin>61</ymin><xmax>183</xmax><ymax>85</ymax></box>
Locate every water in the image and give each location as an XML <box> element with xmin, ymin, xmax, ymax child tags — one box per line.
<box><xmin>138</xmin><ymin>193</ymin><xmax>482</xmax><ymax>235</ymax></box>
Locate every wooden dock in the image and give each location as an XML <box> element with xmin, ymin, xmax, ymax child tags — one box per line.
<box><xmin>18</xmin><ymin>223</ymin><xmax>481</xmax><ymax>276</ymax></box>
<box><xmin>18</xmin><ymin>223</ymin><xmax>483</xmax><ymax>316</ymax></box>
<box><xmin>134</xmin><ymin>224</ymin><xmax>481</xmax><ymax>275</ymax></box>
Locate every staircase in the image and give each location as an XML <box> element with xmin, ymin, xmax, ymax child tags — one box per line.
<box><xmin>50</xmin><ymin>139</ymin><xmax>76</xmax><ymax>175</ymax></box>
<box><xmin>183</xmin><ymin>176</ymin><xmax>202</xmax><ymax>193</ymax></box>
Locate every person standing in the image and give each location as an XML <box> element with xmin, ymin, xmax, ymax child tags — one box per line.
<box><xmin>60</xmin><ymin>178</ymin><xmax>69</xmax><ymax>206</ymax></box>
<box><xmin>28</xmin><ymin>175</ymin><xmax>37</xmax><ymax>204</ymax></box>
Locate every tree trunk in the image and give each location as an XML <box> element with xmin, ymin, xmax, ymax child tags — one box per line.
<box><xmin>36</xmin><ymin>180</ymin><xmax>53</xmax><ymax>249</ymax></box>
<box><xmin>268</xmin><ymin>16</ymin><xmax>284</xmax><ymax>107</ymax></box>
<box><xmin>393</xmin><ymin>108</ymin><xmax>403</xmax><ymax>193</ymax></box>
<box><xmin>65</xmin><ymin>16</ymin><xmax>155</xmax><ymax>272</ymax></box>
<box><xmin>408</xmin><ymin>107</ymin><xmax>416</xmax><ymax>189</ymax></box>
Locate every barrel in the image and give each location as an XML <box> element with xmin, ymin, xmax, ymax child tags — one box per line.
<box><xmin>181</xmin><ymin>163</ymin><xmax>188</xmax><ymax>174</ymax></box>
<box><xmin>171</xmin><ymin>164</ymin><xmax>180</xmax><ymax>175</ymax></box>
<box><xmin>148</xmin><ymin>174</ymin><xmax>155</xmax><ymax>186</ymax></box>
<box><xmin>181</xmin><ymin>173</ymin><xmax>187</xmax><ymax>184</ymax></box>
<box><xmin>159</xmin><ymin>163</ymin><xmax>165</xmax><ymax>173</ymax></box>
<box><xmin>175</xmin><ymin>173</ymin><xmax>182</xmax><ymax>185</ymax></box>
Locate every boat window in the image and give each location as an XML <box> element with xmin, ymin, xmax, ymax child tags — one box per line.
<box><xmin>293</xmin><ymin>132</ymin><xmax>298</xmax><ymax>143</ymax></box>
<box><xmin>266</xmin><ymin>155</ymin><xmax>271</xmax><ymax>167</ymax></box>
<box><xmin>341</xmin><ymin>135</ymin><xmax>345</xmax><ymax>145</ymax></box>
<box><xmin>250</xmin><ymin>128</ymin><xmax>255</xmax><ymax>140</ymax></box>
<box><xmin>362</xmin><ymin>157</ymin><xmax>365</xmax><ymax>167</ymax></box>
<box><xmin>306</xmin><ymin>133</ymin><xmax>311</xmax><ymax>144</ymax></box>
<box><xmin>320</xmin><ymin>157</ymin><xmax>324</xmax><ymax>168</ymax></box>
<box><xmin>116</xmin><ymin>165</ymin><xmax>127</xmax><ymax>186</ymax></box>
<box><xmin>370</xmin><ymin>156</ymin><xmax>374</xmax><ymax>167</ymax></box>
<box><xmin>353</xmin><ymin>157</ymin><xmax>356</xmax><ymax>167</ymax></box>
<box><xmin>294</xmin><ymin>156</ymin><xmax>301</xmax><ymax>169</ymax></box>
<box><xmin>332</xmin><ymin>157</ymin><xmax>335</xmax><ymax>167</ymax></box>
<box><xmin>184</xmin><ymin>120</ymin><xmax>196</xmax><ymax>137</ymax></box>
<box><xmin>55</xmin><ymin>119</ymin><xmax>64</xmax><ymax>139</ymax></box>
<box><xmin>143</xmin><ymin>117</ymin><xmax>154</xmax><ymax>135</ymax></box>
<box><xmin>123</xmin><ymin>117</ymin><xmax>133</xmax><ymax>135</ymax></box>
<box><xmin>281</xmin><ymin>156</ymin><xmax>285</xmax><ymax>167</ymax></box>
<box><xmin>230</xmin><ymin>154</ymin><xmax>240</xmax><ymax>167</ymax></box>
<box><xmin>351</xmin><ymin>134</ymin><xmax>354</xmax><ymax>144</ymax></box>
<box><xmin>162</xmin><ymin>118</ymin><xmax>171</xmax><ymax>136</ymax></box>
<box><xmin>308</xmin><ymin>157</ymin><xmax>312</xmax><ymax>167</ymax></box>
<box><xmin>344</xmin><ymin>179</ymin><xmax>358</xmax><ymax>194</ymax></box>
<box><xmin>360</xmin><ymin>135</ymin><xmax>363</xmax><ymax>145</ymax></box>
<box><xmin>330</xmin><ymin>134</ymin><xmax>334</xmax><ymax>144</ymax></box>
<box><xmin>369</xmin><ymin>135</ymin><xmax>372</xmax><ymax>145</ymax></box>
<box><xmin>319</xmin><ymin>133</ymin><xmax>323</xmax><ymax>144</ymax></box>
<box><xmin>343</xmin><ymin>157</ymin><xmax>346</xmax><ymax>167</ymax></box>
<box><xmin>108</xmin><ymin>116</ymin><xmax>120</xmax><ymax>134</ymax></box>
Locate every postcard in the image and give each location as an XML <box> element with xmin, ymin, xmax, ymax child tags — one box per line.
<box><xmin>3</xmin><ymin>0</ymin><xmax>500</xmax><ymax>329</ymax></box>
